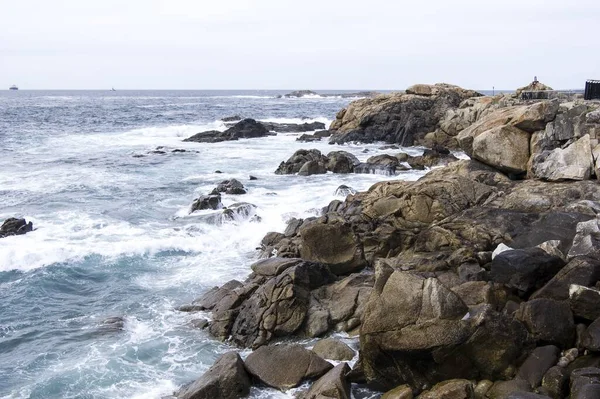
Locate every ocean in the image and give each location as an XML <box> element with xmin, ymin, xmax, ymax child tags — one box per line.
<box><xmin>0</xmin><ymin>90</ymin><xmax>427</xmax><ymax>398</ymax></box>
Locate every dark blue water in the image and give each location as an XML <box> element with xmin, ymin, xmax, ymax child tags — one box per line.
<box><xmin>0</xmin><ymin>90</ymin><xmax>427</xmax><ymax>398</ymax></box>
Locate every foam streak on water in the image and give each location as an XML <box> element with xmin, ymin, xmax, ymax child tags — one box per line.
<box><xmin>0</xmin><ymin>90</ymin><xmax>424</xmax><ymax>399</ymax></box>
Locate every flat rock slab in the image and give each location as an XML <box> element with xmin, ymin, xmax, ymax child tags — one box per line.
<box><xmin>244</xmin><ymin>344</ymin><xmax>332</xmax><ymax>390</ymax></box>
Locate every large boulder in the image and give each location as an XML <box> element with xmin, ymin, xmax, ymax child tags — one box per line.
<box><xmin>569</xmin><ymin>285</ymin><xmax>600</xmax><ymax>321</ymax></box>
<box><xmin>329</xmin><ymin>84</ymin><xmax>481</xmax><ymax>146</ymax></box>
<box><xmin>457</xmin><ymin>101</ymin><xmax>559</xmax><ymax>157</ymax></box>
<box><xmin>581</xmin><ymin>317</ymin><xmax>600</xmax><ymax>352</ymax></box>
<box><xmin>360</xmin><ymin>267</ymin><xmax>529</xmax><ymax>391</ymax></box>
<box><xmin>244</xmin><ymin>344</ymin><xmax>332</xmax><ymax>390</ymax></box>
<box><xmin>298</xmin><ymin>160</ymin><xmax>327</xmax><ymax>176</ymax></box>
<box><xmin>516</xmin><ymin>345</ymin><xmax>561</xmax><ymax>389</ymax></box>
<box><xmin>311</xmin><ymin>338</ymin><xmax>355</xmax><ymax>361</ymax></box>
<box><xmin>327</xmin><ymin>151</ymin><xmax>360</xmax><ymax>173</ymax></box>
<box><xmin>298</xmin><ymin>220</ymin><xmax>366</xmax><ymax>275</ymax></box>
<box><xmin>210</xmin><ymin>179</ymin><xmax>247</xmax><ymax>195</ymax></box>
<box><xmin>531</xmin><ymin>256</ymin><xmax>600</xmax><ymax>301</ymax></box>
<box><xmin>471</xmin><ymin>124</ymin><xmax>531</xmax><ymax>174</ymax></box>
<box><xmin>490</xmin><ymin>248</ymin><xmax>566</xmax><ymax>296</ymax></box>
<box><xmin>0</xmin><ymin>217</ymin><xmax>33</xmax><ymax>238</ymax></box>
<box><xmin>174</xmin><ymin>352</ymin><xmax>250</xmax><ymax>399</ymax></box>
<box><xmin>530</xmin><ymin>135</ymin><xmax>595</xmax><ymax>181</ymax></box>
<box><xmin>190</xmin><ymin>194</ymin><xmax>222</xmax><ymax>213</ymax></box>
<box><xmin>515</xmin><ymin>298</ymin><xmax>575</xmax><ymax>348</ymax></box>
<box><xmin>568</xmin><ymin>218</ymin><xmax>600</xmax><ymax>260</ymax></box>
<box><xmin>301</xmin><ymin>363</ymin><xmax>351</xmax><ymax>399</ymax></box>
<box><xmin>275</xmin><ymin>149</ymin><xmax>328</xmax><ymax>175</ymax></box>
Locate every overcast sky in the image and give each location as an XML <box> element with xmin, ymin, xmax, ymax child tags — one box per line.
<box><xmin>1</xmin><ymin>0</ymin><xmax>598</xmax><ymax>90</ymax></box>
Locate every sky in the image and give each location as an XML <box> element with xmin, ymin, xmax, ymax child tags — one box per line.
<box><xmin>1</xmin><ymin>0</ymin><xmax>599</xmax><ymax>90</ymax></box>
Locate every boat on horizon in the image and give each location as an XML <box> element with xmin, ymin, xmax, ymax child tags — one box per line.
<box><xmin>111</xmin><ymin>87</ymin><xmax>116</xmax><ymax>91</ymax></box>
<box><xmin>9</xmin><ymin>85</ymin><xmax>18</xmax><ymax>91</ymax></box>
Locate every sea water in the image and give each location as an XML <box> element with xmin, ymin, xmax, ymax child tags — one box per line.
<box><xmin>0</xmin><ymin>90</ymin><xmax>426</xmax><ymax>398</ymax></box>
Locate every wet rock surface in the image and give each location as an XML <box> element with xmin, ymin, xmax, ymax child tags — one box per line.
<box><xmin>0</xmin><ymin>217</ymin><xmax>33</xmax><ymax>238</ymax></box>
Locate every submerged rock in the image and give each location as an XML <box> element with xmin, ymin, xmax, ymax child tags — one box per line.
<box><xmin>0</xmin><ymin>218</ymin><xmax>33</xmax><ymax>238</ymax></box>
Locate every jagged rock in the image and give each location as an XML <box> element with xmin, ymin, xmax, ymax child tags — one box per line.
<box><xmin>303</xmin><ymin>272</ymin><xmax>373</xmax><ymax>337</ymax></box>
<box><xmin>174</xmin><ymin>352</ymin><xmax>250</xmax><ymax>399</ymax></box>
<box><xmin>490</xmin><ymin>248</ymin><xmax>566</xmax><ymax>296</ymax></box>
<box><xmin>530</xmin><ymin>135</ymin><xmax>595</xmax><ymax>181</ymax></box>
<box><xmin>516</xmin><ymin>80</ymin><xmax>553</xmax><ymax>97</ymax></box>
<box><xmin>275</xmin><ymin>149</ymin><xmax>328</xmax><ymax>175</ymax></box>
<box><xmin>210</xmin><ymin>179</ymin><xmax>247</xmax><ymax>195</ymax></box>
<box><xmin>311</xmin><ymin>339</ymin><xmax>355</xmax><ymax>361</ymax></box>
<box><xmin>457</xmin><ymin>101</ymin><xmax>559</xmax><ymax>157</ymax></box>
<box><xmin>582</xmin><ymin>317</ymin><xmax>600</xmax><ymax>352</ymax></box>
<box><xmin>417</xmin><ymin>379</ymin><xmax>474</xmax><ymax>399</ymax></box>
<box><xmin>516</xmin><ymin>346</ymin><xmax>560</xmax><ymax>389</ymax></box>
<box><xmin>0</xmin><ymin>218</ymin><xmax>33</xmax><ymax>238</ymax></box>
<box><xmin>183</xmin><ymin>118</ymin><xmax>270</xmax><ymax>143</ymax></box>
<box><xmin>515</xmin><ymin>298</ymin><xmax>575</xmax><ymax>348</ymax></box>
<box><xmin>472</xmin><ymin>124</ymin><xmax>531</xmax><ymax>174</ymax></box>
<box><xmin>569</xmin><ymin>284</ymin><xmax>600</xmax><ymax>321</ymax></box>
<box><xmin>329</xmin><ymin>84</ymin><xmax>481</xmax><ymax>146</ymax></box>
<box><xmin>531</xmin><ymin>256</ymin><xmax>600</xmax><ymax>301</ymax></box>
<box><xmin>301</xmin><ymin>363</ymin><xmax>351</xmax><ymax>399</ymax></box>
<box><xmin>244</xmin><ymin>344</ymin><xmax>332</xmax><ymax>390</ymax></box>
<box><xmin>568</xmin><ymin>218</ymin><xmax>600</xmax><ymax>260</ymax></box>
<box><xmin>360</xmin><ymin>268</ymin><xmax>528</xmax><ymax>391</ymax></box>
<box><xmin>327</xmin><ymin>151</ymin><xmax>360</xmax><ymax>173</ymax></box>
<box><xmin>190</xmin><ymin>194</ymin><xmax>222</xmax><ymax>212</ymax></box>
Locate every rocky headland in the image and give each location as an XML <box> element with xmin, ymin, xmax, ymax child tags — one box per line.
<box><xmin>173</xmin><ymin>81</ymin><xmax>600</xmax><ymax>399</ymax></box>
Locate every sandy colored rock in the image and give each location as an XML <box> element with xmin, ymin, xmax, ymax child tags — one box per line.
<box><xmin>472</xmin><ymin>124</ymin><xmax>531</xmax><ymax>174</ymax></box>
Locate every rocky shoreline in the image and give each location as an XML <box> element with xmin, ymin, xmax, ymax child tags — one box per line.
<box><xmin>172</xmin><ymin>82</ymin><xmax>600</xmax><ymax>399</ymax></box>
<box><xmin>4</xmin><ymin>82</ymin><xmax>600</xmax><ymax>399</ymax></box>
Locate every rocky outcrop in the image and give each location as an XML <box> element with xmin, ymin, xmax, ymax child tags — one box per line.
<box><xmin>211</xmin><ymin>179</ymin><xmax>247</xmax><ymax>195</ymax></box>
<box><xmin>275</xmin><ymin>149</ymin><xmax>328</xmax><ymax>175</ymax></box>
<box><xmin>183</xmin><ymin>119</ymin><xmax>271</xmax><ymax>143</ymax></box>
<box><xmin>328</xmin><ymin>84</ymin><xmax>482</xmax><ymax>146</ymax></box>
<box><xmin>244</xmin><ymin>344</ymin><xmax>332</xmax><ymax>390</ymax></box>
<box><xmin>190</xmin><ymin>194</ymin><xmax>222</xmax><ymax>212</ymax></box>
<box><xmin>530</xmin><ymin>135</ymin><xmax>595</xmax><ymax>181</ymax></box>
<box><xmin>175</xmin><ymin>352</ymin><xmax>250</xmax><ymax>399</ymax></box>
<box><xmin>0</xmin><ymin>218</ymin><xmax>33</xmax><ymax>238</ymax></box>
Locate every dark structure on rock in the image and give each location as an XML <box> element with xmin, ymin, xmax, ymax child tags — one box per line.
<box><xmin>584</xmin><ymin>80</ymin><xmax>600</xmax><ymax>100</ymax></box>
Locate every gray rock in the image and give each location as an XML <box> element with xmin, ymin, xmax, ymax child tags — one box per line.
<box><xmin>210</xmin><ymin>179</ymin><xmax>247</xmax><ymax>195</ymax></box>
<box><xmin>190</xmin><ymin>194</ymin><xmax>222</xmax><ymax>213</ymax></box>
<box><xmin>174</xmin><ymin>352</ymin><xmax>250</xmax><ymax>399</ymax></box>
<box><xmin>418</xmin><ymin>379</ymin><xmax>474</xmax><ymax>399</ymax></box>
<box><xmin>515</xmin><ymin>298</ymin><xmax>575</xmax><ymax>348</ymax></box>
<box><xmin>275</xmin><ymin>149</ymin><xmax>328</xmax><ymax>175</ymax></box>
<box><xmin>490</xmin><ymin>248</ymin><xmax>566</xmax><ymax>296</ymax></box>
<box><xmin>327</xmin><ymin>151</ymin><xmax>360</xmax><ymax>174</ymax></box>
<box><xmin>301</xmin><ymin>363</ymin><xmax>351</xmax><ymax>399</ymax></box>
<box><xmin>244</xmin><ymin>344</ymin><xmax>332</xmax><ymax>390</ymax></box>
<box><xmin>541</xmin><ymin>366</ymin><xmax>569</xmax><ymax>399</ymax></box>
<box><xmin>486</xmin><ymin>379</ymin><xmax>532</xmax><ymax>399</ymax></box>
<box><xmin>530</xmin><ymin>135</ymin><xmax>595</xmax><ymax>181</ymax></box>
<box><xmin>570</xmin><ymin>367</ymin><xmax>600</xmax><ymax>399</ymax></box>
<box><xmin>298</xmin><ymin>160</ymin><xmax>327</xmax><ymax>176</ymax></box>
<box><xmin>516</xmin><ymin>345</ymin><xmax>560</xmax><ymax>388</ymax></box>
<box><xmin>311</xmin><ymin>339</ymin><xmax>355</xmax><ymax>361</ymax></box>
<box><xmin>0</xmin><ymin>217</ymin><xmax>33</xmax><ymax>238</ymax></box>
<box><xmin>568</xmin><ymin>218</ymin><xmax>600</xmax><ymax>260</ymax></box>
<box><xmin>582</xmin><ymin>318</ymin><xmax>600</xmax><ymax>352</ymax></box>
<box><xmin>531</xmin><ymin>256</ymin><xmax>600</xmax><ymax>301</ymax></box>
<box><xmin>569</xmin><ymin>284</ymin><xmax>600</xmax><ymax>321</ymax></box>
